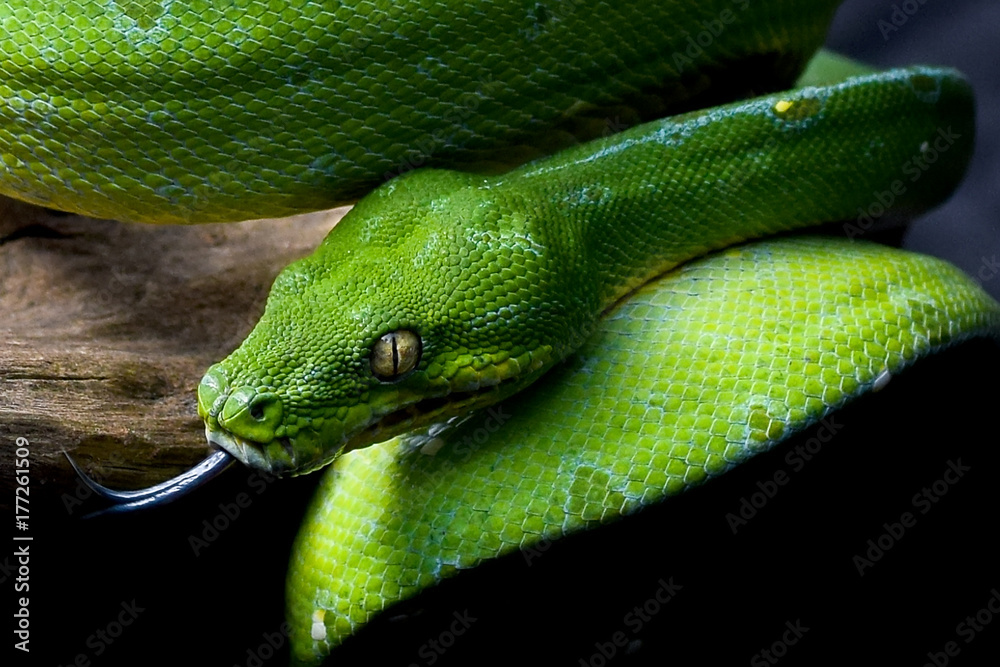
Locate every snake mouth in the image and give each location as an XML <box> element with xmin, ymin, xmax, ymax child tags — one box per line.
<box><xmin>202</xmin><ymin>388</ymin><xmax>508</xmax><ymax>476</ymax></box>
<box><xmin>204</xmin><ymin>370</ymin><xmax>540</xmax><ymax>475</ymax></box>
<box><xmin>345</xmin><ymin>373</ymin><xmax>535</xmax><ymax>454</ymax></box>
<box><xmin>205</xmin><ymin>426</ymin><xmax>297</xmax><ymax>474</ymax></box>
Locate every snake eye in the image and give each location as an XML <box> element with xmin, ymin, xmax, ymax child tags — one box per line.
<box><xmin>370</xmin><ymin>330</ymin><xmax>421</xmax><ymax>382</ymax></box>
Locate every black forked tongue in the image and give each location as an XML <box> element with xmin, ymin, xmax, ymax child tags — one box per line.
<box><xmin>65</xmin><ymin>449</ymin><xmax>237</xmax><ymax>517</ymax></box>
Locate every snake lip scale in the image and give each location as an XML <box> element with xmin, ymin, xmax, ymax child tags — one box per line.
<box><xmin>205</xmin><ymin>427</ymin><xmax>293</xmax><ymax>474</ymax></box>
<box><xmin>361</xmin><ymin>381</ymin><xmax>510</xmax><ymax>445</ymax></box>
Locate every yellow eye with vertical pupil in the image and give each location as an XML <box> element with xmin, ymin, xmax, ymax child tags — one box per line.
<box><xmin>370</xmin><ymin>330</ymin><xmax>421</xmax><ymax>381</ymax></box>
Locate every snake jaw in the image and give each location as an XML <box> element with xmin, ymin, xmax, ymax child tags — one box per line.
<box><xmin>346</xmin><ymin>383</ymin><xmax>512</xmax><ymax>452</ymax></box>
<box><xmin>204</xmin><ymin>427</ymin><xmax>289</xmax><ymax>473</ymax></box>
<box><xmin>203</xmin><ymin>409</ymin><xmax>333</xmax><ymax>476</ymax></box>
<box><xmin>334</xmin><ymin>361</ymin><xmax>553</xmax><ymax>463</ymax></box>
<box><xmin>198</xmin><ymin>383</ymin><xmax>516</xmax><ymax>476</ymax></box>
<box><xmin>203</xmin><ymin>366</ymin><xmax>549</xmax><ymax>476</ymax></box>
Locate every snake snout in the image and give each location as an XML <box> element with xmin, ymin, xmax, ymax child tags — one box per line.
<box><xmin>217</xmin><ymin>387</ymin><xmax>283</xmax><ymax>444</ymax></box>
<box><xmin>199</xmin><ymin>366</ymin><xmax>283</xmax><ymax>441</ymax></box>
<box><xmin>198</xmin><ymin>364</ymin><xmax>324</xmax><ymax>475</ymax></box>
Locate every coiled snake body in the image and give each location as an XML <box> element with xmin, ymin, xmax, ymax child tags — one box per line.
<box><xmin>2</xmin><ymin>1</ymin><xmax>997</xmax><ymax>664</ymax></box>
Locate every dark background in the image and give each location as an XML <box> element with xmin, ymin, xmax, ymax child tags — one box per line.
<box><xmin>8</xmin><ymin>1</ymin><xmax>999</xmax><ymax>666</ymax></box>
<box><xmin>829</xmin><ymin>0</ymin><xmax>1000</xmax><ymax>303</ymax></box>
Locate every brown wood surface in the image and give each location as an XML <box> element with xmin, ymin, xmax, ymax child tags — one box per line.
<box><xmin>0</xmin><ymin>195</ymin><xmax>344</xmax><ymax>505</ymax></box>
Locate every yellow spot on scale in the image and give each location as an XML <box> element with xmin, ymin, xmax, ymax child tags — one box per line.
<box><xmin>774</xmin><ymin>100</ymin><xmax>794</xmax><ymax>114</ymax></box>
<box><xmin>772</xmin><ymin>97</ymin><xmax>823</xmax><ymax>122</ymax></box>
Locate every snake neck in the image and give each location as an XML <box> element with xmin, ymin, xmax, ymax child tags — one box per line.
<box><xmin>495</xmin><ymin>67</ymin><xmax>975</xmax><ymax>314</ymax></box>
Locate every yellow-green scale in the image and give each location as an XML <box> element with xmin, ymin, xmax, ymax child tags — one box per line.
<box><xmin>285</xmin><ymin>237</ymin><xmax>1000</xmax><ymax>664</ymax></box>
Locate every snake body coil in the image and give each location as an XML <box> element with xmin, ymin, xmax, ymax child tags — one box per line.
<box><xmin>1</xmin><ymin>1</ymin><xmax>996</xmax><ymax>665</ymax></box>
<box><xmin>0</xmin><ymin>0</ymin><xmax>840</xmax><ymax>223</ymax></box>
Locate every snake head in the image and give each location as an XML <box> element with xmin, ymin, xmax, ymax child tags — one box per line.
<box><xmin>197</xmin><ymin>169</ymin><xmax>579</xmax><ymax>476</ymax></box>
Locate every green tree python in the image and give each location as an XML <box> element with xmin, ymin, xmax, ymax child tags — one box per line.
<box><xmin>2</xmin><ymin>0</ymin><xmax>998</xmax><ymax>664</ymax></box>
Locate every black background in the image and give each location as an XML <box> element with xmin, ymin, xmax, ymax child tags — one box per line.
<box><xmin>7</xmin><ymin>2</ymin><xmax>999</xmax><ymax>666</ymax></box>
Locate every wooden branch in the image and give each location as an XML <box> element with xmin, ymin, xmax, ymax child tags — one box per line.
<box><xmin>0</xmin><ymin>195</ymin><xmax>344</xmax><ymax>504</ymax></box>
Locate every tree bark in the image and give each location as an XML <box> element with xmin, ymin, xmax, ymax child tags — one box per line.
<box><xmin>0</xmin><ymin>195</ymin><xmax>344</xmax><ymax>505</ymax></box>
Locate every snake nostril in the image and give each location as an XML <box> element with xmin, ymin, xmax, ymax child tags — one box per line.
<box><xmin>219</xmin><ymin>388</ymin><xmax>284</xmax><ymax>443</ymax></box>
